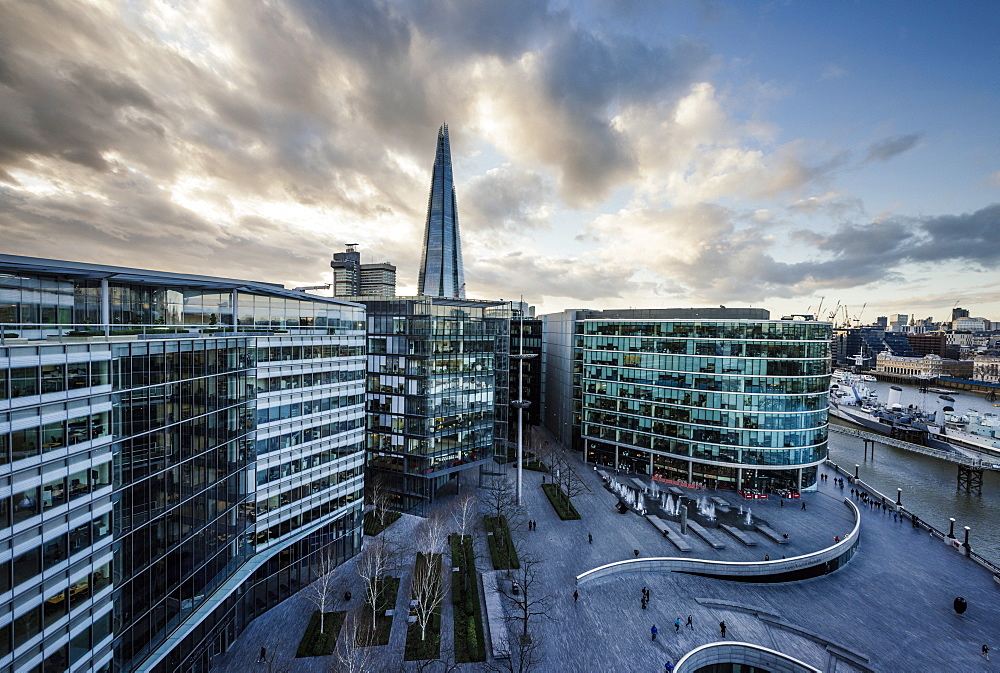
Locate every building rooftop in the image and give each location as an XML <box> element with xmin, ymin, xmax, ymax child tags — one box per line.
<box><xmin>0</xmin><ymin>253</ymin><xmax>362</xmax><ymax>307</ymax></box>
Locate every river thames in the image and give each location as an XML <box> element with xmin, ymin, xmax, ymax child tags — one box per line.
<box><xmin>827</xmin><ymin>379</ymin><xmax>1000</xmax><ymax>565</ymax></box>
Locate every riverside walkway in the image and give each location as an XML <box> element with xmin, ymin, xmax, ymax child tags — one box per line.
<box><xmin>213</xmin><ymin>449</ymin><xmax>1000</xmax><ymax>672</ymax></box>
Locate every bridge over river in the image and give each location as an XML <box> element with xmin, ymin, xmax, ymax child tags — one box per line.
<box><xmin>829</xmin><ymin>424</ymin><xmax>1000</xmax><ymax>493</ymax></box>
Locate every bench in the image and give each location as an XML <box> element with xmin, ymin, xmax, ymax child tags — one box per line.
<box><xmin>481</xmin><ymin>571</ymin><xmax>510</xmax><ymax>659</ymax></box>
<box><xmin>596</xmin><ymin>469</ymin><xmax>611</xmax><ymax>481</ymax></box>
<box><xmin>719</xmin><ymin>524</ymin><xmax>757</xmax><ymax>547</ymax></box>
<box><xmin>756</xmin><ymin>524</ymin><xmax>789</xmax><ymax>544</ymax></box>
<box><xmin>685</xmin><ymin>520</ymin><xmax>726</xmax><ymax>549</ymax></box>
<box><xmin>646</xmin><ymin>515</ymin><xmax>692</xmax><ymax>551</ymax></box>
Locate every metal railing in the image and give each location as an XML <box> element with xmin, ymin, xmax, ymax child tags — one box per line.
<box><xmin>829</xmin><ymin>424</ymin><xmax>1000</xmax><ymax>469</ymax></box>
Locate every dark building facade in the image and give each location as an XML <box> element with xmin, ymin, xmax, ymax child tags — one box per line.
<box><xmin>507</xmin><ymin>313</ymin><xmax>542</xmax><ymax>454</ymax></box>
<box><xmin>906</xmin><ymin>332</ymin><xmax>948</xmax><ymax>357</ymax></box>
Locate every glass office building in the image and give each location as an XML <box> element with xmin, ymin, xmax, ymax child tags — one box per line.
<box><xmin>0</xmin><ymin>255</ymin><xmax>366</xmax><ymax>673</ymax></box>
<box><xmin>417</xmin><ymin>124</ymin><xmax>466</xmax><ymax>299</ymax></box>
<box><xmin>361</xmin><ymin>297</ymin><xmax>509</xmax><ymax>514</ymax></box>
<box><xmin>542</xmin><ymin>308</ymin><xmax>831</xmax><ymax>493</ymax></box>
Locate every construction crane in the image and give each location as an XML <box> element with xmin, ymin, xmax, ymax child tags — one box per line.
<box><xmin>815</xmin><ymin>297</ymin><xmax>825</xmax><ymax>320</ymax></box>
<box><xmin>827</xmin><ymin>301</ymin><xmax>841</xmax><ymax>323</ymax></box>
<box><xmin>853</xmin><ymin>302</ymin><xmax>867</xmax><ymax>327</ymax></box>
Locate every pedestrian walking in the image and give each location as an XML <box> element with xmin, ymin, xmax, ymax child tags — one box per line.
<box><xmin>780</xmin><ymin>498</ymin><xmax>783</xmax><ymax>507</ymax></box>
<box><xmin>674</xmin><ymin>618</ymin><xmax>681</xmax><ymax>632</ymax></box>
<box><xmin>801</xmin><ymin>501</ymin><xmax>806</xmax><ymax>510</ymax></box>
<box><xmin>651</xmin><ymin>624</ymin><xmax>658</xmax><ymax>641</ymax></box>
<box><xmin>589</xmin><ymin>532</ymin><xmax>593</xmax><ymax>544</ymax></box>
<box><xmin>983</xmin><ymin>644</ymin><xmax>990</xmax><ymax>660</ymax></box>
<box><xmin>642</xmin><ymin>586</ymin><xmax>648</xmax><ymax>600</ymax></box>
<box><xmin>573</xmin><ymin>590</ymin><xmax>579</xmax><ymax>603</ymax></box>
<box><xmin>665</xmin><ymin>661</ymin><xmax>674</xmax><ymax>673</ymax></box>
<box><xmin>258</xmin><ymin>646</ymin><xmax>267</xmax><ymax>663</ymax></box>
<box><xmin>642</xmin><ymin>597</ymin><xmax>647</xmax><ymax>610</ymax></box>
<box><xmin>719</xmin><ymin>620</ymin><xmax>726</xmax><ymax>638</ymax></box>
<box><xmin>686</xmin><ymin>614</ymin><xmax>693</xmax><ymax>629</ymax></box>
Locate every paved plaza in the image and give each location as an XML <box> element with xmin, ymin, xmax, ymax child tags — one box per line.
<box><xmin>214</xmin><ymin>446</ymin><xmax>1000</xmax><ymax>672</ymax></box>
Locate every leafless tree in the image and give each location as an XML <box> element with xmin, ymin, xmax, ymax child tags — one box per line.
<box><xmin>366</xmin><ymin>475</ymin><xmax>393</xmax><ymax>532</ymax></box>
<box><xmin>355</xmin><ymin>534</ymin><xmax>399</xmax><ymax>630</ymax></box>
<box><xmin>500</xmin><ymin>547</ymin><xmax>553</xmax><ymax>642</ymax></box>
<box><xmin>487</xmin><ymin>629</ymin><xmax>545</xmax><ymax>673</ymax></box>
<box><xmin>416</xmin><ymin>510</ymin><xmax>449</xmax><ymax>557</ymax></box>
<box><xmin>330</xmin><ymin>613</ymin><xmax>373</xmax><ymax>673</ymax></box>
<box><xmin>451</xmin><ymin>489</ymin><xmax>478</xmax><ymax>539</ymax></box>
<box><xmin>481</xmin><ymin>473</ymin><xmax>522</xmax><ymax>526</ymax></box>
<box><xmin>411</xmin><ymin>551</ymin><xmax>444</xmax><ymax>642</ymax></box>
<box><xmin>411</xmin><ymin>649</ymin><xmax>461</xmax><ymax>673</ymax></box>
<box><xmin>304</xmin><ymin>547</ymin><xmax>339</xmax><ymax>634</ymax></box>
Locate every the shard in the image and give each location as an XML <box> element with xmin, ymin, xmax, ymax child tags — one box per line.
<box><xmin>417</xmin><ymin>123</ymin><xmax>466</xmax><ymax>298</ymax></box>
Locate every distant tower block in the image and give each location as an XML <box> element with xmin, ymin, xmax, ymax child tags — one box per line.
<box><xmin>417</xmin><ymin>123</ymin><xmax>466</xmax><ymax>298</ymax></box>
<box><xmin>332</xmin><ymin>244</ymin><xmax>396</xmax><ymax>297</ymax></box>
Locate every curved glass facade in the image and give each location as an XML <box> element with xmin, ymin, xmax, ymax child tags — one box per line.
<box><xmin>573</xmin><ymin>315</ymin><xmax>831</xmax><ymax>492</ymax></box>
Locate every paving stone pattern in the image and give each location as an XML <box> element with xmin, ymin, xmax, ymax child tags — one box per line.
<box><xmin>213</xmin><ymin>432</ymin><xmax>1000</xmax><ymax>672</ymax></box>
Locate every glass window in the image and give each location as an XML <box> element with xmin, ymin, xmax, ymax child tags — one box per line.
<box><xmin>12</xmin><ymin>605</ymin><xmax>41</xmax><ymax>649</ymax></box>
<box><xmin>69</xmin><ymin>628</ymin><xmax>90</xmax><ymax>664</ymax></box>
<box><xmin>11</xmin><ymin>426</ymin><xmax>40</xmax><ymax>461</ymax></box>
<box><xmin>93</xmin><ymin>513</ymin><xmax>111</xmax><ymax>542</ymax></box>
<box><xmin>42</xmin><ymin>642</ymin><xmax>68</xmax><ymax>673</ymax></box>
<box><xmin>92</xmin><ymin>463</ymin><xmax>111</xmax><ymax>490</ymax></box>
<box><xmin>42</xmin><ymin>476</ymin><xmax>66</xmax><ymax>511</ymax></box>
<box><xmin>13</xmin><ymin>546</ymin><xmax>40</xmax><ymax>587</ymax></box>
<box><xmin>43</xmin><ymin>588</ymin><xmax>69</xmax><ymax>628</ymax></box>
<box><xmin>42</xmin><ymin>534</ymin><xmax>68</xmax><ymax>570</ymax></box>
<box><xmin>40</xmin><ymin>364</ymin><xmax>65</xmax><ymax>394</ymax></box>
<box><xmin>69</xmin><ymin>522</ymin><xmax>91</xmax><ymax>555</ymax></box>
<box><xmin>67</xmin><ymin>363</ymin><xmax>88</xmax><ymax>389</ymax></box>
<box><xmin>67</xmin><ymin>417</ymin><xmax>89</xmax><ymax>445</ymax></box>
<box><xmin>13</xmin><ymin>487</ymin><xmax>41</xmax><ymax>524</ymax></box>
<box><xmin>10</xmin><ymin>367</ymin><xmax>38</xmax><ymax>398</ymax></box>
<box><xmin>67</xmin><ymin>469</ymin><xmax>89</xmax><ymax>501</ymax></box>
<box><xmin>41</xmin><ymin>420</ymin><xmax>65</xmax><ymax>452</ymax></box>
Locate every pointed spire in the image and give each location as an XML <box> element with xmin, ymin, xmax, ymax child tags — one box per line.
<box><xmin>418</xmin><ymin>123</ymin><xmax>466</xmax><ymax>298</ymax></box>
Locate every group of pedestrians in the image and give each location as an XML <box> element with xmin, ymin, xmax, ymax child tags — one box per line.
<box><xmin>641</xmin><ymin>586</ymin><xmax>652</xmax><ymax>609</ymax></box>
<box><xmin>527</xmin><ymin>519</ymin><xmax>538</xmax><ymax>530</ymax></box>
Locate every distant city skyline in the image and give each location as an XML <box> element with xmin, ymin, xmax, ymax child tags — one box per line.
<box><xmin>0</xmin><ymin>1</ymin><xmax>997</xmax><ymax>322</ymax></box>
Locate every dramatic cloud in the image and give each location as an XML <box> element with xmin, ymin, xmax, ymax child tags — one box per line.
<box><xmin>865</xmin><ymin>133</ymin><xmax>923</xmax><ymax>163</ymax></box>
<box><xmin>0</xmin><ymin>1</ymin><xmax>995</xmax><ymax>319</ymax></box>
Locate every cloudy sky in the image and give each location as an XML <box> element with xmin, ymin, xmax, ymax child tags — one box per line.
<box><xmin>1</xmin><ymin>1</ymin><xmax>998</xmax><ymax>323</ymax></box>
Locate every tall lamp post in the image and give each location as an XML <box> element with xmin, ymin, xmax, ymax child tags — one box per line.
<box><xmin>511</xmin><ymin>300</ymin><xmax>537</xmax><ymax>506</ymax></box>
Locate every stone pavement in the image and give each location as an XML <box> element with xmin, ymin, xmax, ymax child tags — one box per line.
<box><xmin>212</xmin><ymin>451</ymin><xmax>1000</xmax><ymax>672</ymax></box>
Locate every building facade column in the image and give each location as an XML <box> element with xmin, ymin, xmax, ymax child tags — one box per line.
<box><xmin>100</xmin><ymin>278</ymin><xmax>110</xmax><ymax>335</ymax></box>
<box><xmin>737</xmin><ymin>467</ymin><xmax>743</xmax><ymax>491</ymax></box>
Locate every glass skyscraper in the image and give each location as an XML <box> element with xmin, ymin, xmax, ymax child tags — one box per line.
<box><xmin>541</xmin><ymin>308</ymin><xmax>831</xmax><ymax>493</ymax></box>
<box><xmin>417</xmin><ymin>124</ymin><xmax>466</xmax><ymax>299</ymax></box>
<box><xmin>0</xmin><ymin>255</ymin><xmax>366</xmax><ymax>672</ymax></box>
<box><xmin>361</xmin><ymin>297</ymin><xmax>509</xmax><ymax>514</ymax></box>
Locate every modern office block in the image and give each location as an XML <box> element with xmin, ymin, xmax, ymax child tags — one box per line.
<box><xmin>360</xmin><ymin>297</ymin><xmax>509</xmax><ymax>513</ymax></box>
<box><xmin>331</xmin><ymin>244</ymin><xmax>362</xmax><ymax>297</ymax></box>
<box><xmin>417</xmin><ymin>124</ymin><xmax>466</xmax><ymax>299</ymax></box>
<box><xmin>541</xmin><ymin>308</ymin><xmax>830</xmax><ymax>493</ymax></box>
<box><xmin>0</xmin><ymin>255</ymin><xmax>366</xmax><ymax>673</ymax></box>
<box><xmin>359</xmin><ymin>262</ymin><xmax>396</xmax><ymax>298</ymax></box>
<box><xmin>332</xmin><ymin>245</ymin><xmax>396</xmax><ymax>298</ymax></box>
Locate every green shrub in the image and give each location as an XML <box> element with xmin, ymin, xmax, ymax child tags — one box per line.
<box><xmin>542</xmin><ymin>483</ymin><xmax>581</xmax><ymax>520</ymax></box>
<box><xmin>295</xmin><ymin>610</ymin><xmax>345</xmax><ymax>657</ymax></box>
<box><xmin>364</xmin><ymin>509</ymin><xmax>401</xmax><ymax>536</ymax></box>
<box><xmin>484</xmin><ymin>515</ymin><xmax>519</xmax><ymax>570</ymax></box>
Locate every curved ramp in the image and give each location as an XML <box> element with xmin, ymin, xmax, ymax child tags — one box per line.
<box><xmin>675</xmin><ymin>641</ymin><xmax>822</xmax><ymax>673</ymax></box>
<box><xmin>576</xmin><ymin>498</ymin><xmax>860</xmax><ymax>585</ymax></box>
